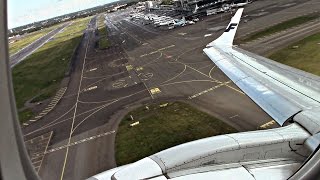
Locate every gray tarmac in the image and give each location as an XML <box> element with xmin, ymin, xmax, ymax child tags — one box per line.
<box><xmin>20</xmin><ymin>0</ymin><xmax>320</xmax><ymax>179</ymax></box>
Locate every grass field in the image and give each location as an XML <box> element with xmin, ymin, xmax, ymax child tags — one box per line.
<box><xmin>13</xmin><ymin>17</ymin><xmax>92</xmax><ymax>123</ymax></box>
<box><xmin>115</xmin><ymin>102</ymin><xmax>237</xmax><ymax>165</ymax></box>
<box><xmin>97</xmin><ymin>15</ymin><xmax>109</xmax><ymax>49</ymax></box>
<box><xmin>268</xmin><ymin>31</ymin><xmax>320</xmax><ymax>76</ymax></box>
<box><xmin>242</xmin><ymin>14</ymin><xmax>319</xmax><ymax>42</ymax></box>
<box><xmin>9</xmin><ymin>24</ymin><xmax>61</xmax><ymax>55</ymax></box>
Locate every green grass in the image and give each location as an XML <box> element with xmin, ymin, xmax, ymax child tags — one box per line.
<box><xmin>12</xmin><ymin>17</ymin><xmax>92</xmax><ymax>123</ymax></box>
<box><xmin>242</xmin><ymin>14</ymin><xmax>319</xmax><ymax>42</ymax></box>
<box><xmin>99</xmin><ymin>37</ymin><xmax>109</xmax><ymax>49</ymax></box>
<box><xmin>161</xmin><ymin>0</ymin><xmax>174</xmax><ymax>5</ymax></box>
<box><xmin>268</xmin><ymin>31</ymin><xmax>320</xmax><ymax>76</ymax></box>
<box><xmin>115</xmin><ymin>102</ymin><xmax>237</xmax><ymax>165</ymax></box>
<box><xmin>9</xmin><ymin>24</ymin><xmax>61</xmax><ymax>55</ymax></box>
<box><xmin>97</xmin><ymin>15</ymin><xmax>109</xmax><ymax>49</ymax></box>
<box><xmin>18</xmin><ymin>109</ymin><xmax>35</xmax><ymax>123</ymax></box>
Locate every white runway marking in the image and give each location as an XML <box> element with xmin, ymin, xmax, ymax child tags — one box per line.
<box><xmin>88</xmin><ymin>68</ymin><xmax>97</xmax><ymax>72</ymax></box>
<box><xmin>84</xmin><ymin>86</ymin><xmax>98</xmax><ymax>92</ymax></box>
<box><xmin>46</xmin><ymin>131</ymin><xmax>115</xmax><ymax>154</ymax></box>
<box><xmin>229</xmin><ymin>114</ymin><xmax>239</xmax><ymax>119</ymax></box>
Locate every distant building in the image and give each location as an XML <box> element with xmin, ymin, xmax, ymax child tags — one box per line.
<box><xmin>135</xmin><ymin>5</ymin><xmax>146</xmax><ymax>11</ymax></box>
<box><xmin>145</xmin><ymin>1</ymin><xmax>160</xmax><ymax>10</ymax></box>
<box><xmin>174</xmin><ymin>0</ymin><xmax>250</xmax><ymax>15</ymax></box>
<box><xmin>21</xmin><ymin>26</ymin><xmax>35</xmax><ymax>32</ymax></box>
<box><xmin>61</xmin><ymin>17</ymin><xmax>70</xmax><ymax>22</ymax></box>
<box><xmin>112</xmin><ymin>4</ymin><xmax>128</xmax><ymax>12</ymax></box>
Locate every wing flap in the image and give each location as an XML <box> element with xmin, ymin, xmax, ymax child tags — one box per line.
<box><xmin>204</xmin><ymin>47</ymin><xmax>301</xmax><ymax>125</ymax></box>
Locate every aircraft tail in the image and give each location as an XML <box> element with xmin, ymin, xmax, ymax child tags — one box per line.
<box><xmin>207</xmin><ymin>8</ymin><xmax>244</xmax><ymax>47</ymax></box>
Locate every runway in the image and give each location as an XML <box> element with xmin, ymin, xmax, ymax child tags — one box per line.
<box><xmin>10</xmin><ymin>22</ymin><xmax>72</xmax><ymax>68</ymax></box>
<box><xmin>241</xmin><ymin>17</ymin><xmax>320</xmax><ymax>55</ymax></box>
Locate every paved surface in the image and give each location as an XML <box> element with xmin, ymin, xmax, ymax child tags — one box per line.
<box><xmin>20</xmin><ymin>0</ymin><xmax>320</xmax><ymax>179</ymax></box>
<box><xmin>24</xmin><ymin>131</ymin><xmax>52</xmax><ymax>173</ymax></box>
<box><xmin>23</xmin><ymin>87</ymin><xmax>68</xmax><ymax>127</ymax></box>
<box><xmin>10</xmin><ymin>22</ymin><xmax>71</xmax><ymax>68</ymax></box>
<box><xmin>241</xmin><ymin>17</ymin><xmax>320</xmax><ymax>55</ymax></box>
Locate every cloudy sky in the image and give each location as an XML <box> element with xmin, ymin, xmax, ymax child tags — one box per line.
<box><xmin>8</xmin><ymin>0</ymin><xmax>117</xmax><ymax>29</ymax></box>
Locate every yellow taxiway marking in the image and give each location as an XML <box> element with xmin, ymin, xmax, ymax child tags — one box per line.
<box><xmin>260</xmin><ymin>120</ymin><xmax>276</xmax><ymax>129</ymax></box>
<box><xmin>126</xmin><ymin>65</ymin><xmax>133</xmax><ymax>71</ymax></box>
<box><xmin>140</xmin><ymin>45</ymin><xmax>175</xmax><ymax>58</ymax></box>
<box><xmin>208</xmin><ymin>65</ymin><xmax>216</xmax><ymax>78</ymax></box>
<box><xmin>136</xmin><ymin>66</ymin><xmax>143</xmax><ymax>71</ymax></box>
<box><xmin>138</xmin><ymin>72</ymin><xmax>153</xmax><ymax>81</ymax></box>
<box><xmin>161</xmin><ymin>65</ymin><xmax>187</xmax><ymax>85</ymax></box>
<box><xmin>159</xmin><ymin>103</ymin><xmax>169</xmax><ymax>107</ymax></box>
<box><xmin>150</xmin><ymin>87</ymin><xmax>161</xmax><ymax>95</ymax></box>
<box><xmin>112</xmin><ymin>80</ymin><xmax>127</xmax><ymax>88</ymax></box>
<box><xmin>60</xmin><ymin>27</ymin><xmax>90</xmax><ymax>180</ymax></box>
<box><xmin>188</xmin><ymin>81</ymin><xmax>231</xmax><ymax>99</ymax></box>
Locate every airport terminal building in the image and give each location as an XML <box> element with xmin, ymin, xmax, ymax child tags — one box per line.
<box><xmin>173</xmin><ymin>0</ymin><xmax>250</xmax><ymax>15</ymax></box>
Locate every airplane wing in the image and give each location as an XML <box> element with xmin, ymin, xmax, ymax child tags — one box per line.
<box><xmin>89</xmin><ymin>8</ymin><xmax>320</xmax><ymax>180</ymax></box>
<box><xmin>203</xmin><ymin>8</ymin><xmax>320</xmax><ymax>126</ymax></box>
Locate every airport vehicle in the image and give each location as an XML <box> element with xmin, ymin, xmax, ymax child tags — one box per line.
<box><xmin>186</xmin><ymin>20</ymin><xmax>195</xmax><ymax>25</ymax></box>
<box><xmin>146</xmin><ymin>14</ymin><xmax>159</xmax><ymax>21</ymax></box>
<box><xmin>130</xmin><ymin>13</ymin><xmax>142</xmax><ymax>20</ymax></box>
<box><xmin>171</xmin><ymin>17</ymin><xmax>187</xmax><ymax>27</ymax></box>
<box><xmin>88</xmin><ymin>8</ymin><xmax>320</xmax><ymax>179</ymax></box>
<box><xmin>192</xmin><ymin>17</ymin><xmax>199</xmax><ymax>22</ymax></box>
<box><xmin>179</xmin><ymin>17</ymin><xmax>187</xmax><ymax>25</ymax></box>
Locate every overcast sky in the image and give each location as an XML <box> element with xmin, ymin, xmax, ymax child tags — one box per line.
<box><xmin>8</xmin><ymin>0</ymin><xmax>118</xmax><ymax>29</ymax></box>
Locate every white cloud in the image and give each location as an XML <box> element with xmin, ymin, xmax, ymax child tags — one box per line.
<box><xmin>8</xmin><ymin>0</ymin><xmax>115</xmax><ymax>29</ymax></box>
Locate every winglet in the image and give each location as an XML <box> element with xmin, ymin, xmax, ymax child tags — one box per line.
<box><xmin>207</xmin><ymin>8</ymin><xmax>244</xmax><ymax>47</ymax></box>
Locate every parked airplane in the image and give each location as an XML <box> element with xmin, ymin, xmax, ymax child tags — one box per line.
<box><xmin>231</xmin><ymin>0</ymin><xmax>251</xmax><ymax>8</ymax></box>
<box><xmin>172</xmin><ymin>17</ymin><xmax>187</xmax><ymax>27</ymax></box>
<box><xmin>159</xmin><ymin>19</ymin><xmax>175</xmax><ymax>26</ymax></box>
<box><xmin>155</xmin><ymin>17</ymin><xmax>174</xmax><ymax>26</ymax></box>
<box><xmin>89</xmin><ymin>8</ymin><xmax>320</xmax><ymax>180</ymax></box>
<box><xmin>166</xmin><ymin>17</ymin><xmax>191</xmax><ymax>28</ymax></box>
